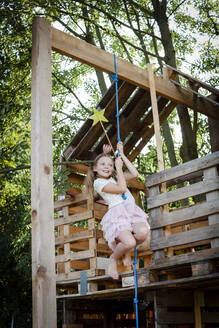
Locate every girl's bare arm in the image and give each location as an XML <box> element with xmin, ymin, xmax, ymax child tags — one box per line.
<box><xmin>102</xmin><ymin>157</ymin><xmax>127</xmax><ymax>194</ymax></box>
<box><xmin>117</xmin><ymin>142</ymin><xmax>138</xmax><ymax>181</ymax></box>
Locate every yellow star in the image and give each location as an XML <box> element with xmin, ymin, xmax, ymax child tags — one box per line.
<box><xmin>89</xmin><ymin>108</ymin><xmax>109</xmax><ymax>126</ymax></box>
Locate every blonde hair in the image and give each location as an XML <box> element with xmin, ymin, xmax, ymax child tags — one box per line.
<box><xmin>84</xmin><ymin>153</ymin><xmax>115</xmax><ymax>199</ymax></box>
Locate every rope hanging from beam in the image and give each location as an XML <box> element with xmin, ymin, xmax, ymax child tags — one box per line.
<box><xmin>111</xmin><ymin>54</ymin><xmax>139</xmax><ymax>328</ymax></box>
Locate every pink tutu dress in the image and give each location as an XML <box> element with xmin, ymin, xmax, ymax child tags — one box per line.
<box><xmin>94</xmin><ymin>177</ymin><xmax>150</xmax><ymax>251</ymax></box>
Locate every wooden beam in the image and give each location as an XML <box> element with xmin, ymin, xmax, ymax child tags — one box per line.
<box><xmin>31</xmin><ymin>17</ymin><xmax>56</xmax><ymax>328</ymax></box>
<box><xmin>54</xmin><ymin>210</ymin><xmax>93</xmax><ymax>227</ymax></box>
<box><xmin>148</xmin><ymin>64</ymin><xmax>174</xmax><ymax>258</ymax></box>
<box><xmin>55</xmin><ymin>229</ymin><xmax>95</xmax><ymax>246</ymax></box>
<box><xmin>150</xmin><ymin>223</ymin><xmax>219</xmax><ymax>250</ymax></box>
<box><xmin>148</xmin><ymin>63</ymin><xmax>165</xmax><ymax>171</ymax></box>
<box><xmin>204</xmin><ymin>167</ymin><xmax>219</xmax><ymax>247</ymax></box>
<box><xmin>56</xmin><ymin>272</ymin><xmax>219</xmax><ymax>299</ymax></box>
<box><xmin>149</xmin><ymin>186</ymin><xmax>165</xmax><ymax>262</ymax></box>
<box><xmin>62</xmin><ymin>208</ymin><xmax>71</xmax><ymax>282</ymax></box>
<box><xmin>128</xmin><ymin>101</ymin><xmax>176</xmax><ymax>162</ymax></box>
<box><xmin>146</xmin><ymin>151</ymin><xmax>219</xmax><ymax>187</ymax></box>
<box><xmin>194</xmin><ymin>291</ymin><xmax>202</xmax><ymax>328</ymax></box>
<box><xmin>51</xmin><ymin>27</ymin><xmax>219</xmax><ymax>119</ymax></box>
<box><xmin>92</xmin><ymin>88</ymin><xmax>151</xmax><ymax>155</ymax></box>
<box><xmin>69</xmin><ymin>82</ymin><xmax>136</xmax><ymax>160</ymax></box>
<box><xmin>63</xmin><ymin>80</ymin><xmax>124</xmax><ymax>158</ymax></box>
<box><xmin>150</xmin><ymin>200</ymin><xmax>219</xmax><ymax>229</ymax></box>
<box><xmin>55</xmin><ymin>249</ymin><xmax>95</xmax><ymax>263</ymax></box>
<box><xmin>147</xmin><ymin>247</ymin><xmax>219</xmax><ymax>270</ymax></box>
<box><xmin>147</xmin><ymin>177</ymin><xmax>219</xmax><ymax>209</ymax></box>
<box><xmin>165</xmin><ymin>64</ymin><xmax>219</xmax><ymax>96</ymax></box>
<box><xmin>56</xmin><ymin>269</ymin><xmax>104</xmax><ymax>282</ymax></box>
<box><xmin>54</xmin><ymin>194</ymin><xmax>88</xmax><ymax>210</ymax></box>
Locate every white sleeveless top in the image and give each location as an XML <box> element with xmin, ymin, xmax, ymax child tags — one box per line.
<box><xmin>94</xmin><ymin>177</ymin><xmax>134</xmax><ymax>208</ymax></box>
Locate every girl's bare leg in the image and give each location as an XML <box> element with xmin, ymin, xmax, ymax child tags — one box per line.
<box><xmin>123</xmin><ymin>251</ymin><xmax>132</xmax><ymax>267</ymax></box>
<box><xmin>107</xmin><ymin>254</ymin><xmax>119</xmax><ymax>280</ymax></box>
<box><xmin>108</xmin><ymin>230</ymin><xmax>136</xmax><ymax>279</ymax></box>
<box><xmin>133</xmin><ymin>222</ymin><xmax>150</xmax><ymax>245</ymax></box>
<box><xmin>123</xmin><ymin>223</ymin><xmax>150</xmax><ymax>267</ymax></box>
<box><xmin>123</xmin><ymin>223</ymin><xmax>150</xmax><ymax>266</ymax></box>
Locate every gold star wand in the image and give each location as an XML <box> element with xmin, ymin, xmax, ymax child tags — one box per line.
<box><xmin>89</xmin><ymin>108</ymin><xmax>115</xmax><ymax>153</ymax></box>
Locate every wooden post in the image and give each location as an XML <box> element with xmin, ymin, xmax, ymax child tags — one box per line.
<box><xmin>147</xmin><ymin>63</ymin><xmax>165</xmax><ymax>172</ymax></box>
<box><xmin>194</xmin><ymin>291</ymin><xmax>202</xmax><ymax>328</ymax></box>
<box><xmin>204</xmin><ymin>167</ymin><xmax>219</xmax><ymax>247</ymax></box>
<box><xmin>149</xmin><ymin>186</ymin><xmax>164</xmax><ymax>263</ymax></box>
<box><xmin>63</xmin><ymin>207</ymin><xmax>71</xmax><ymax>276</ymax></box>
<box><xmin>148</xmin><ymin>64</ymin><xmax>173</xmax><ymax>259</ymax></box>
<box><xmin>87</xmin><ymin>194</ymin><xmax>97</xmax><ymax>271</ymax></box>
<box><xmin>154</xmin><ymin>291</ymin><xmax>168</xmax><ymax>328</ymax></box>
<box><xmin>31</xmin><ymin>17</ymin><xmax>57</xmax><ymax>328</ymax></box>
<box><xmin>162</xmin><ymin>67</ymin><xmax>175</xmax><ymax>257</ymax></box>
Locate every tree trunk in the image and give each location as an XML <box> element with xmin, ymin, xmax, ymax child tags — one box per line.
<box><xmin>209</xmin><ymin>117</ymin><xmax>219</xmax><ymax>152</ymax></box>
<box><xmin>208</xmin><ymin>95</ymin><xmax>219</xmax><ymax>152</ymax></box>
<box><xmin>151</xmin><ymin>0</ymin><xmax>198</xmax><ymax>164</ymax></box>
<box><xmin>161</xmin><ymin>120</ymin><xmax>178</xmax><ymax>167</ymax></box>
<box><xmin>177</xmin><ymin>106</ymin><xmax>198</xmax><ymax>162</ymax></box>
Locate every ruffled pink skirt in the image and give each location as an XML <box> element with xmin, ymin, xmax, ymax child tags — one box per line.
<box><xmin>100</xmin><ymin>200</ymin><xmax>150</xmax><ymax>250</ymax></box>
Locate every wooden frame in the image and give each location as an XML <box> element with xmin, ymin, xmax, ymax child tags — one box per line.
<box><xmin>51</xmin><ymin>27</ymin><xmax>218</xmax><ymax>119</ymax></box>
<box><xmin>31</xmin><ymin>16</ymin><xmax>218</xmax><ymax>328</ymax></box>
<box><xmin>147</xmin><ymin>151</ymin><xmax>219</xmax><ymax>263</ymax></box>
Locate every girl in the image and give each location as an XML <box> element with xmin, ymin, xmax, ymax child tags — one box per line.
<box><xmin>85</xmin><ymin>142</ymin><xmax>150</xmax><ymax>280</ymax></box>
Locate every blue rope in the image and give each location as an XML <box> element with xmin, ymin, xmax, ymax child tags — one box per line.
<box><xmin>112</xmin><ymin>54</ymin><xmax>139</xmax><ymax>328</ymax></box>
<box><xmin>133</xmin><ymin>247</ymin><xmax>139</xmax><ymax>328</ymax></box>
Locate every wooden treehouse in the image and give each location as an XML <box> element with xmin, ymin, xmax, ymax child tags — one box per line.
<box><xmin>31</xmin><ymin>18</ymin><xmax>219</xmax><ymax>328</ymax></box>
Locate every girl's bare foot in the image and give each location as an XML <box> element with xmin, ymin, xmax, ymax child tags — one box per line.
<box><xmin>108</xmin><ymin>255</ymin><xmax>119</xmax><ymax>280</ymax></box>
<box><xmin>123</xmin><ymin>251</ymin><xmax>132</xmax><ymax>267</ymax></box>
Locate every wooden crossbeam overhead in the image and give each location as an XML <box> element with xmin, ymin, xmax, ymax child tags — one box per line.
<box><xmin>51</xmin><ymin>27</ymin><xmax>219</xmax><ymax>120</ymax></box>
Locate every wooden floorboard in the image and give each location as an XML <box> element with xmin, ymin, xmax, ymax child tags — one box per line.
<box><xmin>56</xmin><ymin>272</ymin><xmax>219</xmax><ymax>300</ymax></box>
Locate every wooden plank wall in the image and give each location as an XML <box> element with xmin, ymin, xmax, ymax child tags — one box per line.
<box><xmin>55</xmin><ymin>193</ymin><xmax>106</xmax><ymax>283</ymax></box>
<box><xmin>54</xmin><ymin>163</ymin><xmax>150</xmax><ymax>289</ymax></box>
<box><xmin>146</xmin><ymin>151</ymin><xmax>219</xmax><ymax>275</ymax></box>
<box><xmin>154</xmin><ymin>289</ymin><xmax>219</xmax><ymax>327</ymax></box>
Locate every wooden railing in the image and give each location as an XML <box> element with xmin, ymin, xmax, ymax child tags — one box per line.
<box><xmin>146</xmin><ymin>151</ymin><xmax>219</xmax><ymax>277</ymax></box>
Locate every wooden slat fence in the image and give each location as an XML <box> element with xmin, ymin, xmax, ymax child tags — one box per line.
<box><xmin>146</xmin><ymin>151</ymin><xmax>219</xmax><ymax>271</ymax></box>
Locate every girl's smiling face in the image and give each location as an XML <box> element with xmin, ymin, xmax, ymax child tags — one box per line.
<box><xmin>94</xmin><ymin>156</ymin><xmax>114</xmax><ymax>179</ymax></box>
